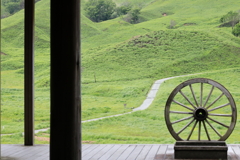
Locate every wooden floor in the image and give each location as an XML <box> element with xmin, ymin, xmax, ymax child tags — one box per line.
<box><xmin>1</xmin><ymin>144</ymin><xmax>49</xmax><ymax>160</ymax></box>
<box><xmin>82</xmin><ymin>144</ymin><xmax>240</xmax><ymax>160</ymax></box>
<box><xmin>1</xmin><ymin>144</ymin><xmax>240</xmax><ymax>160</ymax></box>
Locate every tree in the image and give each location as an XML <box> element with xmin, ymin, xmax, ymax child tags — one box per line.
<box><xmin>115</xmin><ymin>3</ymin><xmax>132</xmax><ymax>17</ymax></box>
<box><xmin>232</xmin><ymin>23</ymin><xmax>240</xmax><ymax>37</ymax></box>
<box><xmin>6</xmin><ymin>2</ymin><xmax>21</xmax><ymax>14</ymax></box>
<box><xmin>128</xmin><ymin>8</ymin><xmax>141</xmax><ymax>24</ymax></box>
<box><xmin>84</xmin><ymin>0</ymin><xmax>116</xmax><ymax>22</ymax></box>
<box><xmin>1</xmin><ymin>0</ymin><xmax>41</xmax><ymax>18</ymax></box>
<box><xmin>220</xmin><ymin>11</ymin><xmax>240</xmax><ymax>29</ymax></box>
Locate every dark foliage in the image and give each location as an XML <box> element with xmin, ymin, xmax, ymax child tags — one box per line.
<box><xmin>1</xmin><ymin>0</ymin><xmax>41</xmax><ymax>18</ymax></box>
<box><xmin>219</xmin><ymin>11</ymin><xmax>240</xmax><ymax>29</ymax></box>
<box><xmin>84</xmin><ymin>0</ymin><xmax>116</xmax><ymax>22</ymax></box>
<box><xmin>232</xmin><ymin>23</ymin><xmax>240</xmax><ymax>37</ymax></box>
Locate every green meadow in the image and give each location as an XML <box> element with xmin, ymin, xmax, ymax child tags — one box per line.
<box><xmin>1</xmin><ymin>0</ymin><xmax>240</xmax><ymax>144</ymax></box>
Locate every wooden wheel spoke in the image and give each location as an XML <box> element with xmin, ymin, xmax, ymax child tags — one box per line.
<box><xmin>187</xmin><ymin>120</ymin><xmax>198</xmax><ymax>140</ymax></box>
<box><xmin>171</xmin><ymin>116</ymin><xmax>194</xmax><ymax>124</ymax></box>
<box><xmin>208</xmin><ymin>103</ymin><xmax>230</xmax><ymax>112</ymax></box>
<box><xmin>189</xmin><ymin>84</ymin><xmax>199</xmax><ymax>107</ymax></box>
<box><xmin>205</xmin><ymin>93</ymin><xmax>224</xmax><ymax>110</ymax></box>
<box><xmin>177</xmin><ymin>119</ymin><xmax>195</xmax><ymax>135</ymax></box>
<box><xmin>207</xmin><ymin>117</ymin><xmax>229</xmax><ymax>128</ymax></box>
<box><xmin>172</xmin><ymin>100</ymin><xmax>195</xmax><ymax>111</ymax></box>
<box><xmin>205</xmin><ymin>119</ymin><xmax>222</xmax><ymax>138</ymax></box>
<box><xmin>200</xmin><ymin>83</ymin><xmax>203</xmax><ymax>107</ymax></box>
<box><xmin>208</xmin><ymin>113</ymin><xmax>232</xmax><ymax>117</ymax></box>
<box><xmin>203</xmin><ymin>121</ymin><xmax>211</xmax><ymax>141</ymax></box>
<box><xmin>179</xmin><ymin>90</ymin><xmax>197</xmax><ymax>109</ymax></box>
<box><xmin>203</xmin><ymin>86</ymin><xmax>214</xmax><ymax>108</ymax></box>
<box><xmin>198</xmin><ymin>121</ymin><xmax>201</xmax><ymax>141</ymax></box>
<box><xmin>170</xmin><ymin>111</ymin><xmax>193</xmax><ymax>114</ymax></box>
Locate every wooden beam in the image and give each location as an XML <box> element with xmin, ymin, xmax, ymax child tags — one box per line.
<box><xmin>24</xmin><ymin>0</ymin><xmax>35</xmax><ymax>146</ymax></box>
<box><xmin>50</xmin><ymin>0</ymin><xmax>81</xmax><ymax>159</ymax></box>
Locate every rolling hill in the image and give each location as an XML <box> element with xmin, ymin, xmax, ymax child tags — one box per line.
<box><xmin>1</xmin><ymin>0</ymin><xmax>240</xmax><ymax>144</ymax></box>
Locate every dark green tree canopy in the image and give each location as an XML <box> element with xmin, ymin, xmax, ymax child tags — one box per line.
<box><xmin>115</xmin><ymin>3</ymin><xmax>132</xmax><ymax>17</ymax></box>
<box><xmin>220</xmin><ymin>11</ymin><xmax>240</xmax><ymax>29</ymax></box>
<box><xmin>84</xmin><ymin>0</ymin><xmax>116</xmax><ymax>22</ymax></box>
<box><xmin>232</xmin><ymin>23</ymin><xmax>240</xmax><ymax>37</ymax></box>
<box><xmin>1</xmin><ymin>0</ymin><xmax>41</xmax><ymax>18</ymax></box>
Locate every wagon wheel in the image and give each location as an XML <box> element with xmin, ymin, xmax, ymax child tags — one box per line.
<box><xmin>165</xmin><ymin>78</ymin><xmax>237</xmax><ymax>141</ymax></box>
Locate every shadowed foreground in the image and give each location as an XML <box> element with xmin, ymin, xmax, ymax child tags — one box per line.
<box><xmin>1</xmin><ymin>144</ymin><xmax>240</xmax><ymax>159</ymax></box>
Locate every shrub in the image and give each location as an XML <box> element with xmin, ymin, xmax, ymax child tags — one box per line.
<box><xmin>232</xmin><ymin>23</ymin><xmax>240</xmax><ymax>37</ymax></box>
<box><xmin>115</xmin><ymin>3</ymin><xmax>132</xmax><ymax>16</ymax></box>
<box><xmin>84</xmin><ymin>0</ymin><xmax>116</xmax><ymax>22</ymax></box>
<box><xmin>123</xmin><ymin>7</ymin><xmax>141</xmax><ymax>24</ymax></box>
<box><xmin>220</xmin><ymin>11</ymin><xmax>240</xmax><ymax>29</ymax></box>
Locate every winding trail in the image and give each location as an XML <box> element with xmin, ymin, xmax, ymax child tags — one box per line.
<box><xmin>1</xmin><ymin>73</ymin><xmax>200</xmax><ymax>135</ymax></box>
<box><xmin>82</xmin><ymin>73</ymin><xmax>201</xmax><ymax>123</ymax></box>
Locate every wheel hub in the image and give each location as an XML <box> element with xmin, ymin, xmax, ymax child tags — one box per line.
<box><xmin>194</xmin><ymin>107</ymin><xmax>208</xmax><ymax>121</ymax></box>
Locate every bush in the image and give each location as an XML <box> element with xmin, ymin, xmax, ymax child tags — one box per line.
<box><xmin>232</xmin><ymin>23</ymin><xmax>240</xmax><ymax>37</ymax></box>
<box><xmin>115</xmin><ymin>3</ymin><xmax>132</xmax><ymax>16</ymax></box>
<box><xmin>169</xmin><ymin>20</ymin><xmax>177</xmax><ymax>29</ymax></box>
<box><xmin>84</xmin><ymin>0</ymin><xmax>116</xmax><ymax>22</ymax></box>
<box><xmin>123</xmin><ymin>7</ymin><xmax>141</xmax><ymax>24</ymax></box>
<box><xmin>220</xmin><ymin>11</ymin><xmax>240</xmax><ymax>29</ymax></box>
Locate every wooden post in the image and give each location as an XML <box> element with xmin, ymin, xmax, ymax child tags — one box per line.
<box><xmin>24</xmin><ymin>0</ymin><xmax>35</xmax><ymax>146</ymax></box>
<box><xmin>50</xmin><ymin>0</ymin><xmax>81</xmax><ymax>159</ymax></box>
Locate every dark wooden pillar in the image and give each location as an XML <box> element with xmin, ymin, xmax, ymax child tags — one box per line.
<box><xmin>24</xmin><ymin>0</ymin><xmax>35</xmax><ymax>146</ymax></box>
<box><xmin>50</xmin><ymin>0</ymin><xmax>81</xmax><ymax>159</ymax></box>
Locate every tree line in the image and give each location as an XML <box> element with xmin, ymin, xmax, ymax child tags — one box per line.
<box><xmin>84</xmin><ymin>0</ymin><xmax>141</xmax><ymax>24</ymax></box>
<box><xmin>1</xmin><ymin>0</ymin><xmax>41</xmax><ymax>19</ymax></box>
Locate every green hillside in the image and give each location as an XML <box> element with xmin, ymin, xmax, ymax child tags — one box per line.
<box><xmin>1</xmin><ymin>0</ymin><xmax>240</xmax><ymax>144</ymax></box>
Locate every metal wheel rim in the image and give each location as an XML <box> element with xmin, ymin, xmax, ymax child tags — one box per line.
<box><xmin>165</xmin><ymin>78</ymin><xmax>237</xmax><ymax>141</ymax></box>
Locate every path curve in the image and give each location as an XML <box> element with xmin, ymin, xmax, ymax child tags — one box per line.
<box><xmin>1</xmin><ymin>73</ymin><xmax>201</xmax><ymax>135</ymax></box>
<box><xmin>82</xmin><ymin>73</ymin><xmax>200</xmax><ymax>123</ymax></box>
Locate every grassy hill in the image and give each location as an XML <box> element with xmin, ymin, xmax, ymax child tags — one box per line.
<box><xmin>1</xmin><ymin>0</ymin><xmax>240</xmax><ymax>144</ymax></box>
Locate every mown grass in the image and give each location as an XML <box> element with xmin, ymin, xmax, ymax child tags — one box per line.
<box><xmin>82</xmin><ymin>68</ymin><xmax>240</xmax><ymax>144</ymax></box>
<box><xmin>1</xmin><ymin>0</ymin><xmax>240</xmax><ymax>144</ymax></box>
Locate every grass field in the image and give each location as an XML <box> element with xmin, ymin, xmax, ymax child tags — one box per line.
<box><xmin>1</xmin><ymin>0</ymin><xmax>240</xmax><ymax>144</ymax></box>
<box><xmin>82</xmin><ymin>68</ymin><xmax>240</xmax><ymax>144</ymax></box>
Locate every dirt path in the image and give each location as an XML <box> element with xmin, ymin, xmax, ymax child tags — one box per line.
<box><xmin>0</xmin><ymin>73</ymin><xmax>201</xmax><ymax>136</ymax></box>
<box><xmin>82</xmin><ymin>73</ymin><xmax>201</xmax><ymax>123</ymax></box>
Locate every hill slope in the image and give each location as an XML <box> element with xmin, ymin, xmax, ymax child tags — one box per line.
<box><xmin>1</xmin><ymin>0</ymin><xmax>240</xmax><ymax>144</ymax></box>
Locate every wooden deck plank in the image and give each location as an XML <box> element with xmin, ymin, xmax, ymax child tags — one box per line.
<box><xmin>116</xmin><ymin>145</ymin><xmax>137</xmax><ymax>160</ymax></box>
<box><xmin>82</xmin><ymin>144</ymin><xmax>92</xmax><ymax>150</ymax></box>
<box><xmin>107</xmin><ymin>144</ymin><xmax>129</xmax><ymax>160</ymax></box>
<box><xmin>90</xmin><ymin>144</ymin><xmax>114</xmax><ymax>160</ymax></box>
<box><xmin>82</xmin><ymin>144</ymin><xmax>99</xmax><ymax>157</ymax></box>
<box><xmin>228</xmin><ymin>145</ymin><xmax>237</xmax><ymax>160</ymax></box>
<box><xmin>1</xmin><ymin>144</ymin><xmax>240</xmax><ymax>159</ymax></box>
<box><xmin>18</xmin><ymin>146</ymin><xmax>45</xmax><ymax>159</ymax></box>
<box><xmin>230</xmin><ymin>145</ymin><xmax>240</xmax><ymax>160</ymax></box>
<box><xmin>98</xmin><ymin>144</ymin><xmax>122</xmax><ymax>160</ymax></box>
<box><xmin>22</xmin><ymin>146</ymin><xmax>49</xmax><ymax>160</ymax></box>
<box><xmin>136</xmin><ymin>145</ymin><xmax>152</xmax><ymax>160</ymax></box>
<box><xmin>164</xmin><ymin>145</ymin><xmax>174</xmax><ymax>160</ymax></box>
<box><xmin>5</xmin><ymin>146</ymin><xmax>30</xmax><ymax>158</ymax></box>
<box><xmin>126</xmin><ymin>145</ymin><xmax>145</xmax><ymax>160</ymax></box>
<box><xmin>145</xmin><ymin>145</ymin><xmax>161</xmax><ymax>160</ymax></box>
<box><xmin>83</xmin><ymin>144</ymin><xmax>108</xmax><ymax>160</ymax></box>
<box><xmin>1</xmin><ymin>144</ymin><xmax>13</xmax><ymax>152</ymax></box>
<box><xmin>154</xmin><ymin>144</ymin><xmax>168</xmax><ymax>160</ymax></box>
